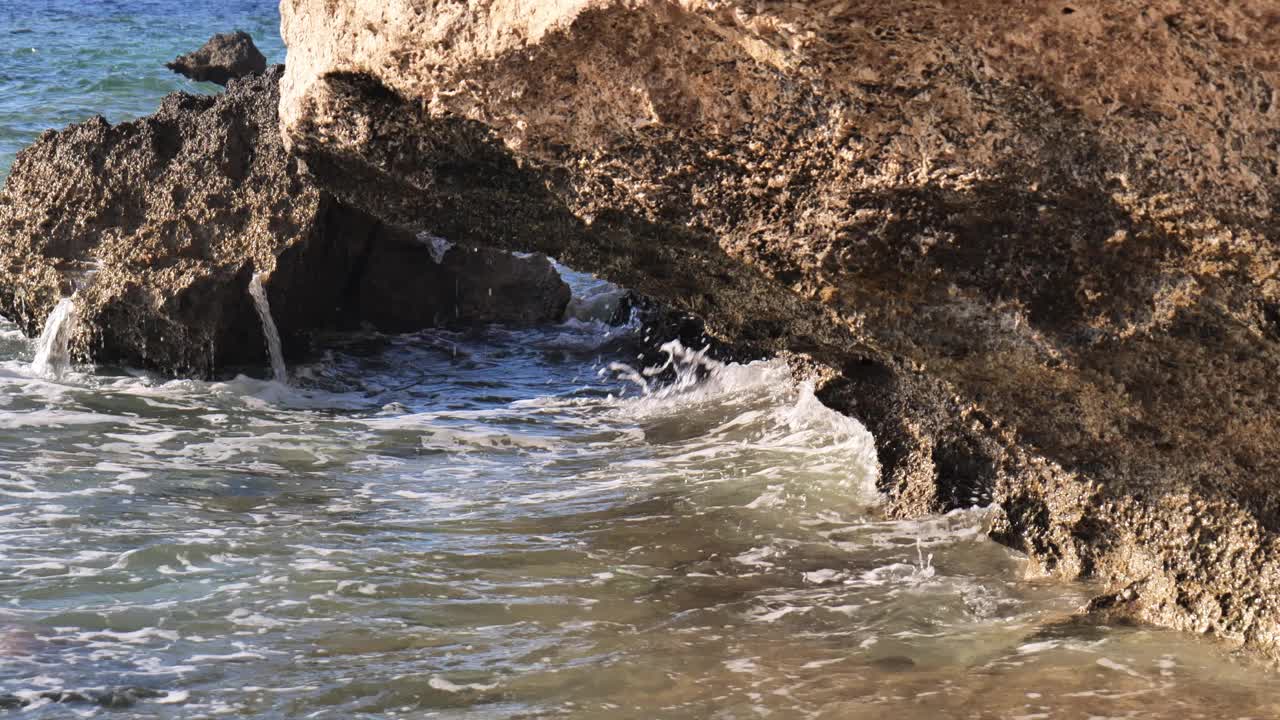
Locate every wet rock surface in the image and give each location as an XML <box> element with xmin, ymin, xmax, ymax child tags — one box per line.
<box><xmin>0</xmin><ymin>66</ymin><xmax>318</xmax><ymax>375</ymax></box>
<box><xmin>0</xmin><ymin>67</ymin><xmax>570</xmax><ymax>377</ymax></box>
<box><xmin>278</xmin><ymin>0</ymin><xmax>1280</xmax><ymax>657</ymax></box>
<box><xmin>166</xmin><ymin>30</ymin><xmax>267</xmax><ymax>86</ymax></box>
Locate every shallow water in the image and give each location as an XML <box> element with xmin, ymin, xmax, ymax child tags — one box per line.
<box><xmin>0</xmin><ymin>266</ymin><xmax>1277</xmax><ymax>718</ymax></box>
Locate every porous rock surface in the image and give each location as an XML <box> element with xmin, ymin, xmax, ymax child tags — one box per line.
<box><xmin>166</xmin><ymin>30</ymin><xmax>268</xmax><ymax>86</ymax></box>
<box><xmin>278</xmin><ymin>0</ymin><xmax>1280</xmax><ymax>656</ymax></box>
<box><xmin>0</xmin><ymin>67</ymin><xmax>569</xmax><ymax>376</ymax></box>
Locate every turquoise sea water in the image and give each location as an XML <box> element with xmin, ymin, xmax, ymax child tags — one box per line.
<box><xmin>0</xmin><ymin>0</ymin><xmax>283</xmax><ymax>176</ymax></box>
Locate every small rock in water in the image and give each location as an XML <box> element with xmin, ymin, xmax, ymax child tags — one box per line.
<box><xmin>0</xmin><ymin>625</ymin><xmax>39</xmax><ymax>656</ymax></box>
<box><xmin>0</xmin><ymin>687</ymin><xmax>165</xmax><ymax>710</ymax></box>
<box><xmin>167</xmin><ymin>30</ymin><xmax>266</xmax><ymax>86</ymax></box>
<box><xmin>870</xmin><ymin>655</ymin><xmax>917</xmax><ymax>672</ymax></box>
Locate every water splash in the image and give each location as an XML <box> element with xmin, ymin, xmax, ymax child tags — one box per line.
<box><xmin>416</xmin><ymin>232</ymin><xmax>454</xmax><ymax>264</ymax></box>
<box><xmin>606</xmin><ymin>339</ymin><xmax>721</xmax><ymax>398</ymax></box>
<box><xmin>248</xmin><ymin>273</ymin><xmax>287</xmax><ymax>384</ymax></box>
<box><xmin>605</xmin><ymin>339</ymin><xmax>883</xmax><ymax>504</ymax></box>
<box><xmin>30</xmin><ymin>297</ymin><xmax>78</xmax><ymax>378</ymax></box>
<box><xmin>555</xmin><ymin>261</ymin><xmax>630</xmax><ymax>324</ymax></box>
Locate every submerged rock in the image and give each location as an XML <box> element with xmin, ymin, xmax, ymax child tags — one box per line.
<box><xmin>0</xmin><ymin>687</ymin><xmax>165</xmax><ymax>710</ymax></box>
<box><xmin>0</xmin><ymin>67</ymin><xmax>569</xmax><ymax>376</ymax></box>
<box><xmin>166</xmin><ymin>30</ymin><xmax>267</xmax><ymax>86</ymax></box>
<box><xmin>278</xmin><ymin>1</ymin><xmax>1280</xmax><ymax>657</ymax></box>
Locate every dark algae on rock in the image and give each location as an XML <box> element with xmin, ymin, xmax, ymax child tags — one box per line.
<box><xmin>276</xmin><ymin>0</ymin><xmax>1280</xmax><ymax>659</ymax></box>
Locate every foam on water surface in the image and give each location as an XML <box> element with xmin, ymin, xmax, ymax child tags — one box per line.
<box><xmin>0</xmin><ymin>270</ymin><xmax>1277</xmax><ymax>718</ymax></box>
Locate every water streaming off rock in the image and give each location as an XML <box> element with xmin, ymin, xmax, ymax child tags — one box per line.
<box><xmin>248</xmin><ymin>273</ymin><xmax>288</xmax><ymax>384</ymax></box>
<box><xmin>29</xmin><ymin>297</ymin><xmax>78</xmax><ymax>379</ymax></box>
<box><xmin>0</xmin><ymin>266</ymin><xmax>1276</xmax><ymax>718</ymax></box>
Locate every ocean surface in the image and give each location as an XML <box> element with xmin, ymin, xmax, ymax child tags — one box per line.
<box><xmin>1</xmin><ymin>1</ymin><xmax>1278</xmax><ymax>718</ymax></box>
<box><xmin>0</xmin><ymin>0</ymin><xmax>284</xmax><ymax>176</ymax></box>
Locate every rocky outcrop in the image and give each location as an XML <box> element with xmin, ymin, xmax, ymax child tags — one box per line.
<box><xmin>0</xmin><ymin>67</ymin><xmax>569</xmax><ymax>377</ymax></box>
<box><xmin>167</xmin><ymin>31</ymin><xmax>268</xmax><ymax>86</ymax></box>
<box><xmin>0</xmin><ymin>67</ymin><xmax>320</xmax><ymax>375</ymax></box>
<box><xmin>277</xmin><ymin>1</ymin><xmax>1280</xmax><ymax>657</ymax></box>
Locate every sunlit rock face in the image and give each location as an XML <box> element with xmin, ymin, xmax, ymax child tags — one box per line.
<box><xmin>277</xmin><ymin>0</ymin><xmax>1280</xmax><ymax>657</ymax></box>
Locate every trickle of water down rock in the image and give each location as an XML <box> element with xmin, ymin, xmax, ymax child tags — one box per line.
<box><xmin>30</xmin><ymin>296</ymin><xmax>77</xmax><ymax>378</ymax></box>
<box><xmin>248</xmin><ymin>273</ymin><xmax>287</xmax><ymax>384</ymax></box>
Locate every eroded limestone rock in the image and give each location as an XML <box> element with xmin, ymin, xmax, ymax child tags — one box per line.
<box><xmin>0</xmin><ymin>67</ymin><xmax>322</xmax><ymax>375</ymax></box>
<box><xmin>167</xmin><ymin>30</ymin><xmax>267</xmax><ymax>86</ymax></box>
<box><xmin>0</xmin><ymin>67</ymin><xmax>570</xmax><ymax>376</ymax></box>
<box><xmin>278</xmin><ymin>0</ymin><xmax>1280</xmax><ymax>657</ymax></box>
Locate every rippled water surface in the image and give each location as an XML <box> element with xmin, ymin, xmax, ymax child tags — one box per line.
<box><xmin>2</xmin><ymin>1</ymin><xmax>1279</xmax><ymax>717</ymax></box>
<box><xmin>0</xmin><ymin>0</ymin><xmax>283</xmax><ymax>175</ymax></box>
<box><xmin>0</xmin><ymin>266</ymin><xmax>1277</xmax><ymax>718</ymax></box>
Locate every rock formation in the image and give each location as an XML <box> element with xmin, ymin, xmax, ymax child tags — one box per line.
<box><xmin>166</xmin><ymin>30</ymin><xmax>268</xmax><ymax>86</ymax></box>
<box><xmin>277</xmin><ymin>0</ymin><xmax>1280</xmax><ymax>657</ymax></box>
<box><xmin>0</xmin><ymin>67</ymin><xmax>569</xmax><ymax>376</ymax></box>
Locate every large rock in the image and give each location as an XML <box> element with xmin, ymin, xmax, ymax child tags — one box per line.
<box><xmin>0</xmin><ymin>67</ymin><xmax>325</xmax><ymax>375</ymax></box>
<box><xmin>0</xmin><ymin>67</ymin><xmax>570</xmax><ymax>376</ymax></box>
<box><xmin>167</xmin><ymin>31</ymin><xmax>268</xmax><ymax>86</ymax></box>
<box><xmin>278</xmin><ymin>1</ymin><xmax>1280</xmax><ymax>656</ymax></box>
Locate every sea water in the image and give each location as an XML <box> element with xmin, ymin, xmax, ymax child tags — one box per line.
<box><xmin>0</xmin><ymin>272</ymin><xmax>1276</xmax><ymax>718</ymax></box>
<box><xmin>0</xmin><ymin>0</ymin><xmax>284</xmax><ymax>176</ymax></box>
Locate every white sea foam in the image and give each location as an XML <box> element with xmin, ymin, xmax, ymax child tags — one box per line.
<box><xmin>600</xmin><ymin>342</ymin><xmax>882</xmax><ymax>513</ymax></box>
<box><xmin>428</xmin><ymin>676</ymin><xmax>498</xmax><ymax>693</ymax></box>
<box><xmin>0</xmin><ymin>274</ymin><xmax>1254</xmax><ymax>718</ymax></box>
<box><xmin>190</xmin><ymin>650</ymin><xmax>266</xmax><ymax>662</ymax></box>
